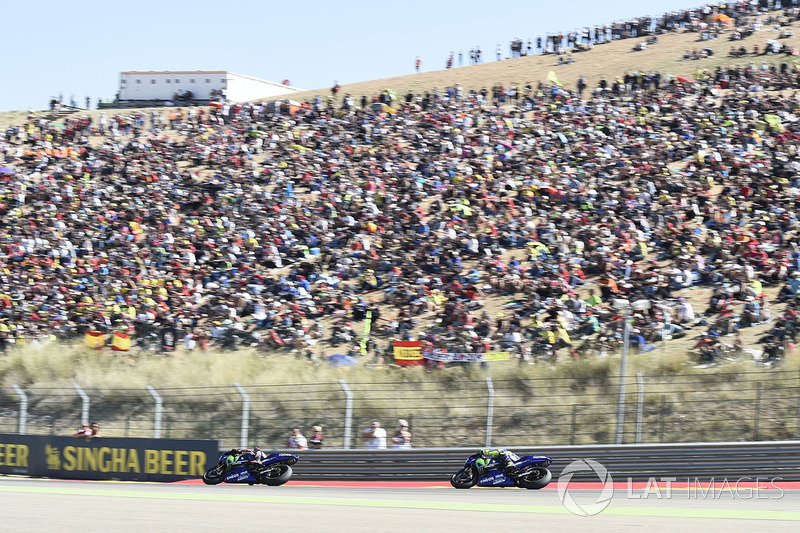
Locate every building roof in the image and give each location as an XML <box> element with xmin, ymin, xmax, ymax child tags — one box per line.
<box><xmin>120</xmin><ymin>70</ymin><xmax>227</xmax><ymax>76</ymax></box>
<box><xmin>119</xmin><ymin>70</ymin><xmax>302</xmax><ymax>92</ymax></box>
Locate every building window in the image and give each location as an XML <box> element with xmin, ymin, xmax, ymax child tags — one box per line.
<box><xmin>151</xmin><ymin>79</ymin><xmax>156</xmax><ymax>84</ymax></box>
<box><xmin>166</xmin><ymin>79</ymin><xmax>170</xmax><ymax>84</ymax></box>
<box><xmin>220</xmin><ymin>79</ymin><xmax>225</xmax><ymax>83</ymax></box>
<box><xmin>190</xmin><ymin>79</ymin><xmax>195</xmax><ymax>83</ymax></box>
<box><xmin>205</xmin><ymin>79</ymin><xmax>211</xmax><ymax>83</ymax></box>
<box><xmin>175</xmin><ymin>79</ymin><xmax>180</xmax><ymax>84</ymax></box>
<box><xmin>121</xmin><ymin>80</ymin><xmax>127</xmax><ymax>85</ymax></box>
<box><xmin>136</xmin><ymin>79</ymin><xmax>141</xmax><ymax>84</ymax></box>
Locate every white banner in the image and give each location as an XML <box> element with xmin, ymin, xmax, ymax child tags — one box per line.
<box><xmin>422</xmin><ymin>350</ymin><xmax>511</xmax><ymax>363</ymax></box>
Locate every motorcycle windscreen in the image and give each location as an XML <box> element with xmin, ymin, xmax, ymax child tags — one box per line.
<box><xmin>477</xmin><ymin>471</ymin><xmax>516</xmax><ymax>487</ymax></box>
<box><xmin>225</xmin><ymin>466</ymin><xmax>258</xmax><ymax>483</ymax></box>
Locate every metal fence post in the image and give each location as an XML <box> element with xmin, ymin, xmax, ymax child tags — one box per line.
<box><xmin>570</xmin><ymin>404</ymin><xmax>578</xmax><ymax>445</ymax></box>
<box><xmin>146</xmin><ymin>385</ymin><xmax>163</xmax><ymax>439</ymax></box>
<box><xmin>659</xmin><ymin>395</ymin><xmax>666</xmax><ymax>443</ymax></box>
<box><xmin>12</xmin><ymin>385</ymin><xmax>27</xmax><ymax>435</ymax></box>
<box><xmin>616</xmin><ymin>309</ymin><xmax>631</xmax><ymax>445</ymax></box>
<box><xmin>635</xmin><ymin>372</ymin><xmax>644</xmax><ymax>444</ymax></box>
<box><xmin>753</xmin><ymin>381</ymin><xmax>762</xmax><ymax>441</ymax></box>
<box><xmin>74</xmin><ymin>385</ymin><xmax>90</xmax><ymax>424</ymax></box>
<box><xmin>233</xmin><ymin>383</ymin><xmax>250</xmax><ymax>449</ymax></box>
<box><xmin>795</xmin><ymin>369</ymin><xmax>800</xmax><ymax>440</ymax></box>
<box><xmin>339</xmin><ymin>379</ymin><xmax>353</xmax><ymax>449</ymax></box>
<box><xmin>485</xmin><ymin>376</ymin><xmax>495</xmax><ymax>447</ymax></box>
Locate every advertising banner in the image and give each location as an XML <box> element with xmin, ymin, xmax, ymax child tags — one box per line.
<box><xmin>0</xmin><ymin>434</ymin><xmax>218</xmax><ymax>482</ymax></box>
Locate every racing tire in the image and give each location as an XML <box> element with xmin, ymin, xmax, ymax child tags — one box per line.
<box><xmin>515</xmin><ymin>468</ymin><xmax>552</xmax><ymax>490</ymax></box>
<box><xmin>260</xmin><ymin>464</ymin><xmax>293</xmax><ymax>486</ymax></box>
<box><xmin>202</xmin><ymin>465</ymin><xmax>226</xmax><ymax>485</ymax></box>
<box><xmin>450</xmin><ymin>466</ymin><xmax>479</xmax><ymax>489</ymax></box>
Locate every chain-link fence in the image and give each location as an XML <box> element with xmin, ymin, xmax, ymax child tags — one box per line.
<box><xmin>2</xmin><ymin>370</ymin><xmax>799</xmax><ymax>449</ymax></box>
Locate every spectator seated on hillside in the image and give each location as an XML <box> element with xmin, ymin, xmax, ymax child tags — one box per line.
<box><xmin>778</xmin><ymin>272</ymin><xmax>800</xmax><ymax>303</ymax></box>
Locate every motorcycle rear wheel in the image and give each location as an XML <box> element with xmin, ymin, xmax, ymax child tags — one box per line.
<box><xmin>202</xmin><ymin>465</ymin><xmax>225</xmax><ymax>485</ymax></box>
<box><xmin>450</xmin><ymin>466</ymin><xmax>479</xmax><ymax>489</ymax></box>
<box><xmin>515</xmin><ymin>467</ymin><xmax>552</xmax><ymax>489</ymax></box>
<box><xmin>260</xmin><ymin>464</ymin><xmax>293</xmax><ymax>486</ymax></box>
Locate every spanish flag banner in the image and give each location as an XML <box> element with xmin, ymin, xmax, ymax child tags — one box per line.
<box><xmin>84</xmin><ymin>331</ymin><xmax>105</xmax><ymax>350</ymax></box>
<box><xmin>111</xmin><ymin>331</ymin><xmax>131</xmax><ymax>352</ymax></box>
<box><xmin>393</xmin><ymin>340</ymin><xmax>424</xmax><ymax>366</ymax></box>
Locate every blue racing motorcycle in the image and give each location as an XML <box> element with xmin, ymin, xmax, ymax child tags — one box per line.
<box><xmin>202</xmin><ymin>449</ymin><xmax>299</xmax><ymax>486</ymax></box>
<box><xmin>450</xmin><ymin>452</ymin><xmax>552</xmax><ymax>489</ymax></box>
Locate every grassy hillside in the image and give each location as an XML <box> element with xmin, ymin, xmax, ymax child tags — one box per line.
<box><xmin>288</xmin><ymin>27</ymin><xmax>800</xmax><ymax>102</ymax></box>
<box><xmin>0</xmin><ymin>344</ymin><xmax>797</xmax><ymax>448</ymax></box>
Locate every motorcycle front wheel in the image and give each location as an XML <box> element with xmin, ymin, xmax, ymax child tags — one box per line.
<box><xmin>202</xmin><ymin>465</ymin><xmax>226</xmax><ymax>485</ymax></box>
<box><xmin>260</xmin><ymin>464</ymin><xmax>293</xmax><ymax>486</ymax></box>
<box><xmin>450</xmin><ymin>466</ymin><xmax>479</xmax><ymax>489</ymax></box>
<box><xmin>515</xmin><ymin>467</ymin><xmax>552</xmax><ymax>489</ymax></box>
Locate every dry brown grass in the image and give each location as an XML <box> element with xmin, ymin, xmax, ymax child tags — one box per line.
<box><xmin>287</xmin><ymin>27</ymin><xmax>800</xmax><ymax>102</ymax></box>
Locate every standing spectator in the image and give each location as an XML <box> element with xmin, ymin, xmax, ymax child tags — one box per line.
<box><xmin>308</xmin><ymin>426</ymin><xmax>324</xmax><ymax>449</ymax></box>
<box><xmin>361</xmin><ymin>420</ymin><xmax>387</xmax><ymax>449</ymax></box>
<box><xmin>391</xmin><ymin>420</ymin><xmax>412</xmax><ymax>449</ymax></box>
<box><xmin>415</xmin><ymin>56</ymin><xmax>421</xmax><ymax>72</ymax></box>
<box><xmin>496</xmin><ymin>44</ymin><xmax>502</xmax><ymax>61</ymax></box>
<box><xmin>73</xmin><ymin>423</ymin><xmax>93</xmax><ymax>440</ymax></box>
<box><xmin>90</xmin><ymin>423</ymin><xmax>101</xmax><ymax>439</ymax></box>
<box><xmin>287</xmin><ymin>428</ymin><xmax>308</xmax><ymax>450</ymax></box>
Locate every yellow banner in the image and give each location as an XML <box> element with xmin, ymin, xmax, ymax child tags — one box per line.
<box><xmin>393</xmin><ymin>341</ymin><xmax>423</xmax><ymax>360</ymax></box>
<box><xmin>84</xmin><ymin>332</ymin><xmax>105</xmax><ymax>350</ymax></box>
<box><xmin>111</xmin><ymin>332</ymin><xmax>131</xmax><ymax>351</ymax></box>
<box><xmin>482</xmin><ymin>351</ymin><xmax>512</xmax><ymax>362</ymax></box>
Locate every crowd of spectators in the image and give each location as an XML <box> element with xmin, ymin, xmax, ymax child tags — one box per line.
<box><xmin>515</xmin><ymin>1</ymin><xmax>800</xmax><ymax>59</ymax></box>
<box><xmin>1</xmin><ymin>23</ymin><xmax>800</xmax><ymax>369</ymax></box>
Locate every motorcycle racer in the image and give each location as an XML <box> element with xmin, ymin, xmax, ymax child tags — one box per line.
<box><xmin>253</xmin><ymin>445</ymin><xmax>268</xmax><ymax>463</ymax></box>
<box><xmin>476</xmin><ymin>448</ymin><xmax>520</xmax><ymax>472</ymax></box>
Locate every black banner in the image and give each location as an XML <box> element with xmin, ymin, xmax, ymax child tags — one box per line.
<box><xmin>0</xmin><ymin>434</ymin><xmax>218</xmax><ymax>482</ymax></box>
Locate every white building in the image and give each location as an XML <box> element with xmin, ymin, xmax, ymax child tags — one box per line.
<box><xmin>117</xmin><ymin>71</ymin><xmax>302</xmax><ymax>102</ymax></box>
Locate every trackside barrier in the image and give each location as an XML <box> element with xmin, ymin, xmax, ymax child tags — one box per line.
<box><xmin>286</xmin><ymin>441</ymin><xmax>800</xmax><ymax>481</ymax></box>
<box><xmin>0</xmin><ymin>434</ymin><xmax>218</xmax><ymax>482</ymax></box>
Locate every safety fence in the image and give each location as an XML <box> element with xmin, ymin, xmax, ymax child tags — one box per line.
<box><xmin>1</xmin><ymin>370</ymin><xmax>799</xmax><ymax>450</ymax></box>
<box><xmin>289</xmin><ymin>441</ymin><xmax>800</xmax><ymax>481</ymax></box>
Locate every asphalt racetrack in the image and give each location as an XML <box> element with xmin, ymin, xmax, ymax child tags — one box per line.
<box><xmin>2</xmin><ymin>477</ymin><xmax>799</xmax><ymax>532</ymax></box>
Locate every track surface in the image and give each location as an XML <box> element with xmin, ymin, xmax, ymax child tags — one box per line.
<box><xmin>2</xmin><ymin>477</ymin><xmax>799</xmax><ymax>532</ymax></box>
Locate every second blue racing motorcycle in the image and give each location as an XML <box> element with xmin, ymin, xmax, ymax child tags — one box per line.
<box><xmin>202</xmin><ymin>449</ymin><xmax>299</xmax><ymax>486</ymax></box>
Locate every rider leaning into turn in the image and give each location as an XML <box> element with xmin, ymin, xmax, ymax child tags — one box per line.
<box><xmin>476</xmin><ymin>448</ymin><xmax>519</xmax><ymax>471</ymax></box>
